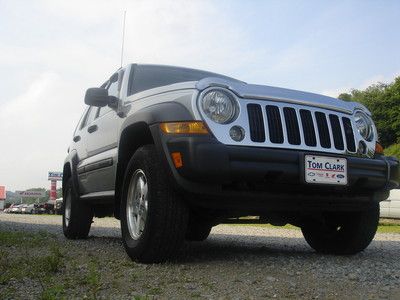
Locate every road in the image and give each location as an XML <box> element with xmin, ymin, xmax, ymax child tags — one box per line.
<box><xmin>1</xmin><ymin>213</ymin><xmax>400</xmax><ymax>299</ymax></box>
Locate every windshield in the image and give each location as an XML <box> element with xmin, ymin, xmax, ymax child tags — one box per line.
<box><xmin>127</xmin><ymin>64</ymin><xmax>241</xmax><ymax>96</ymax></box>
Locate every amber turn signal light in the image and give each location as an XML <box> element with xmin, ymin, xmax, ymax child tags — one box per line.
<box><xmin>160</xmin><ymin>122</ymin><xmax>209</xmax><ymax>134</ymax></box>
<box><xmin>375</xmin><ymin>142</ymin><xmax>384</xmax><ymax>155</ymax></box>
<box><xmin>171</xmin><ymin>152</ymin><xmax>183</xmax><ymax>168</ymax></box>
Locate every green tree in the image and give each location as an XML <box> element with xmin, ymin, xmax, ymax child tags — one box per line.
<box><xmin>338</xmin><ymin>77</ymin><xmax>400</xmax><ymax>148</ymax></box>
<box><xmin>338</xmin><ymin>93</ymin><xmax>352</xmax><ymax>101</ymax></box>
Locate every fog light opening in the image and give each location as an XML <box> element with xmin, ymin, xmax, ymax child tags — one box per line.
<box><xmin>358</xmin><ymin>141</ymin><xmax>367</xmax><ymax>155</ymax></box>
<box><xmin>229</xmin><ymin>126</ymin><xmax>245</xmax><ymax>142</ymax></box>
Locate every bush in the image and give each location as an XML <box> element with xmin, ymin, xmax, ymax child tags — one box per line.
<box><xmin>338</xmin><ymin>77</ymin><xmax>400</xmax><ymax>148</ymax></box>
<box><xmin>384</xmin><ymin>144</ymin><xmax>400</xmax><ymax>159</ymax></box>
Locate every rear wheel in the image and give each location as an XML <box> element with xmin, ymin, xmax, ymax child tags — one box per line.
<box><xmin>120</xmin><ymin>145</ymin><xmax>189</xmax><ymax>263</ymax></box>
<box><xmin>301</xmin><ymin>204</ymin><xmax>379</xmax><ymax>254</ymax></box>
<box><xmin>62</xmin><ymin>178</ymin><xmax>93</xmax><ymax>239</ymax></box>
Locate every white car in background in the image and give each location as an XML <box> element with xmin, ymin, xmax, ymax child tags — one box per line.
<box><xmin>21</xmin><ymin>204</ymin><xmax>35</xmax><ymax>214</ymax></box>
<box><xmin>380</xmin><ymin>189</ymin><xmax>400</xmax><ymax>219</ymax></box>
<box><xmin>10</xmin><ymin>204</ymin><xmax>23</xmax><ymax>213</ymax></box>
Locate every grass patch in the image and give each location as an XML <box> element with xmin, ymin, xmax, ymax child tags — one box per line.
<box><xmin>132</xmin><ymin>296</ymin><xmax>151</xmax><ymax>300</ymax></box>
<box><xmin>86</xmin><ymin>260</ymin><xmax>101</xmax><ymax>300</ymax></box>
<box><xmin>0</xmin><ymin>230</ymin><xmax>55</xmax><ymax>247</ymax></box>
<box><xmin>0</xmin><ymin>230</ymin><xmax>65</xmax><ymax>297</ymax></box>
<box><xmin>377</xmin><ymin>222</ymin><xmax>400</xmax><ymax>233</ymax></box>
<box><xmin>226</xmin><ymin>221</ymin><xmax>400</xmax><ymax>234</ymax></box>
<box><xmin>41</xmin><ymin>284</ymin><xmax>65</xmax><ymax>300</ymax></box>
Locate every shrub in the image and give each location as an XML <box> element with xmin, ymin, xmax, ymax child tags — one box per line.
<box><xmin>384</xmin><ymin>144</ymin><xmax>400</xmax><ymax>159</ymax></box>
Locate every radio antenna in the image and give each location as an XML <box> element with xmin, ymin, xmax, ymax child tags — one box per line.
<box><xmin>120</xmin><ymin>10</ymin><xmax>127</xmax><ymax>68</ymax></box>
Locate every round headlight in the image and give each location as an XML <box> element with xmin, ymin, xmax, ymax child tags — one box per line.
<box><xmin>354</xmin><ymin>111</ymin><xmax>374</xmax><ymax>141</ymax></box>
<box><xmin>201</xmin><ymin>89</ymin><xmax>239</xmax><ymax>124</ymax></box>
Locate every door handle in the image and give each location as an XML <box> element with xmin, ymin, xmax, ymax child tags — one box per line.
<box><xmin>73</xmin><ymin>135</ymin><xmax>81</xmax><ymax>142</ymax></box>
<box><xmin>87</xmin><ymin>124</ymin><xmax>98</xmax><ymax>133</ymax></box>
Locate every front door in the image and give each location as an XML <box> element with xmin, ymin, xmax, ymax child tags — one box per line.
<box><xmin>80</xmin><ymin>71</ymin><xmax>124</xmax><ymax>194</ymax></box>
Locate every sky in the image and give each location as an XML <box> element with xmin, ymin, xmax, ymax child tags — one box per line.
<box><xmin>0</xmin><ymin>0</ymin><xmax>399</xmax><ymax>191</ymax></box>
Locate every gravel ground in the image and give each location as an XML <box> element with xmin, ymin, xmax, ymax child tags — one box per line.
<box><xmin>1</xmin><ymin>213</ymin><xmax>400</xmax><ymax>299</ymax></box>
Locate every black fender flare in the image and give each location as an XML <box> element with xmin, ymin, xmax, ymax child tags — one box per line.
<box><xmin>120</xmin><ymin>101</ymin><xmax>195</xmax><ymax>133</ymax></box>
<box><xmin>62</xmin><ymin>150</ymin><xmax>81</xmax><ymax>198</ymax></box>
<box><xmin>118</xmin><ymin>101</ymin><xmax>196</xmax><ymax>164</ymax></box>
<box><xmin>114</xmin><ymin>102</ymin><xmax>195</xmax><ymax>218</ymax></box>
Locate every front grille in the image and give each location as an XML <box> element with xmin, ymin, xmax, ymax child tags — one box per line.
<box><xmin>246</xmin><ymin>104</ymin><xmax>357</xmax><ymax>154</ymax></box>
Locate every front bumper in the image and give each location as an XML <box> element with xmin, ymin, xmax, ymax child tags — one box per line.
<box><xmin>153</xmin><ymin>127</ymin><xmax>399</xmax><ymax>211</ymax></box>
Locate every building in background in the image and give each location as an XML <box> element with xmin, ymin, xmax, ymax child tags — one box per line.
<box><xmin>0</xmin><ymin>186</ymin><xmax>6</xmax><ymax>210</ymax></box>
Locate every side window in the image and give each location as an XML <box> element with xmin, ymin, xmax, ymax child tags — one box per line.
<box><xmin>81</xmin><ymin>106</ymin><xmax>98</xmax><ymax>128</ymax></box>
<box><xmin>107</xmin><ymin>78</ymin><xmax>119</xmax><ymax>97</ymax></box>
<box><xmin>98</xmin><ymin>81</ymin><xmax>116</xmax><ymax>118</ymax></box>
<box><xmin>98</xmin><ymin>71</ymin><xmax>123</xmax><ymax>117</ymax></box>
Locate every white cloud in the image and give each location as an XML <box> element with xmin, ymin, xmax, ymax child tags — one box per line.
<box><xmin>0</xmin><ymin>72</ymin><xmax>85</xmax><ymax>191</ymax></box>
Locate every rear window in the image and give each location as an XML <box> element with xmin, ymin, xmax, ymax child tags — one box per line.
<box><xmin>128</xmin><ymin>65</ymin><xmax>240</xmax><ymax>96</ymax></box>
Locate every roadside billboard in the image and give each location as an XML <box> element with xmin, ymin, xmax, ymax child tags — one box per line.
<box><xmin>15</xmin><ymin>190</ymin><xmax>46</xmax><ymax>198</ymax></box>
<box><xmin>48</xmin><ymin>172</ymin><xmax>63</xmax><ymax>181</ymax></box>
<box><xmin>0</xmin><ymin>186</ymin><xmax>5</xmax><ymax>200</ymax></box>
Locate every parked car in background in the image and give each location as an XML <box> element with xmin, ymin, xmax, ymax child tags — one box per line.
<box><xmin>380</xmin><ymin>189</ymin><xmax>400</xmax><ymax>219</ymax></box>
<box><xmin>44</xmin><ymin>201</ymin><xmax>57</xmax><ymax>214</ymax></box>
<box><xmin>10</xmin><ymin>204</ymin><xmax>23</xmax><ymax>214</ymax></box>
<box><xmin>21</xmin><ymin>204</ymin><xmax>35</xmax><ymax>214</ymax></box>
<box><xmin>34</xmin><ymin>203</ymin><xmax>46</xmax><ymax>214</ymax></box>
<box><xmin>55</xmin><ymin>198</ymin><xmax>63</xmax><ymax>215</ymax></box>
<box><xmin>20</xmin><ymin>204</ymin><xmax>28</xmax><ymax>213</ymax></box>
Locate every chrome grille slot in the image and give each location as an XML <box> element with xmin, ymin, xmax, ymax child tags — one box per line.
<box><xmin>342</xmin><ymin>117</ymin><xmax>356</xmax><ymax>152</ymax></box>
<box><xmin>265</xmin><ymin>105</ymin><xmax>284</xmax><ymax>144</ymax></box>
<box><xmin>247</xmin><ymin>104</ymin><xmax>265</xmax><ymax>142</ymax></box>
<box><xmin>329</xmin><ymin>114</ymin><xmax>345</xmax><ymax>150</ymax></box>
<box><xmin>283</xmin><ymin>107</ymin><xmax>301</xmax><ymax>145</ymax></box>
<box><xmin>300</xmin><ymin>109</ymin><xmax>317</xmax><ymax>147</ymax></box>
<box><xmin>315</xmin><ymin>112</ymin><xmax>331</xmax><ymax>148</ymax></box>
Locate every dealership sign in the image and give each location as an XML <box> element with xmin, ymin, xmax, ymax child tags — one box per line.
<box><xmin>48</xmin><ymin>172</ymin><xmax>63</xmax><ymax>181</ymax></box>
<box><xmin>0</xmin><ymin>186</ymin><xmax>5</xmax><ymax>200</ymax></box>
<box><xmin>16</xmin><ymin>190</ymin><xmax>46</xmax><ymax>198</ymax></box>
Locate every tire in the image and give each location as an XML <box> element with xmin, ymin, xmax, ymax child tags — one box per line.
<box><xmin>186</xmin><ymin>219</ymin><xmax>212</xmax><ymax>241</ymax></box>
<box><xmin>120</xmin><ymin>145</ymin><xmax>189</xmax><ymax>263</ymax></box>
<box><xmin>301</xmin><ymin>204</ymin><xmax>379</xmax><ymax>255</ymax></box>
<box><xmin>62</xmin><ymin>178</ymin><xmax>93</xmax><ymax>239</ymax></box>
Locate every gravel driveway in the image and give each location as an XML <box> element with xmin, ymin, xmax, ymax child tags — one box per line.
<box><xmin>1</xmin><ymin>213</ymin><xmax>400</xmax><ymax>299</ymax></box>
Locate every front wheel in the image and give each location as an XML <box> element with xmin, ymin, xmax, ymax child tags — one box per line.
<box><xmin>301</xmin><ymin>204</ymin><xmax>379</xmax><ymax>255</ymax></box>
<box><xmin>62</xmin><ymin>178</ymin><xmax>93</xmax><ymax>239</ymax></box>
<box><xmin>120</xmin><ymin>145</ymin><xmax>189</xmax><ymax>263</ymax></box>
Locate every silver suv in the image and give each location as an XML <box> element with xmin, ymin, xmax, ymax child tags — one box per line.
<box><xmin>63</xmin><ymin>64</ymin><xmax>399</xmax><ymax>263</ymax></box>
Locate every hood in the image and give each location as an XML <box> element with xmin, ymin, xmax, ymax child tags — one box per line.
<box><xmin>196</xmin><ymin>77</ymin><xmax>370</xmax><ymax>115</ymax></box>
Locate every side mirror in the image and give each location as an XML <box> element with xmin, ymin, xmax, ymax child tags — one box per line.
<box><xmin>84</xmin><ymin>88</ymin><xmax>111</xmax><ymax>107</ymax></box>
